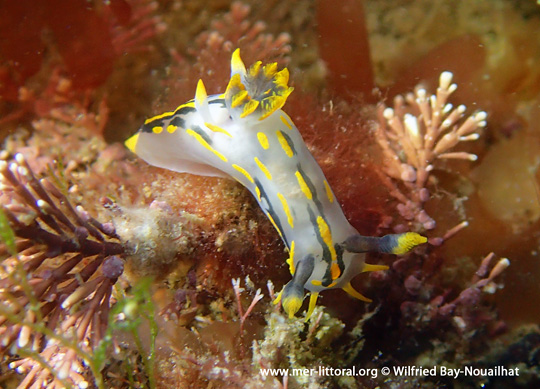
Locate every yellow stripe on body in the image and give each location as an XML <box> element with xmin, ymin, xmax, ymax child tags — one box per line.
<box><xmin>280</xmin><ymin>114</ymin><xmax>293</xmax><ymax>130</ymax></box>
<box><xmin>186</xmin><ymin>129</ymin><xmax>228</xmax><ymax>162</ymax></box>
<box><xmin>277</xmin><ymin>192</ymin><xmax>294</xmax><ymax>228</ymax></box>
<box><xmin>295</xmin><ymin>171</ymin><xmax>312</xmax><ymax>200</ymax></box>
<box><xmin>205</xmin><ymin>122</ymin><xmax>232</xmax><ymax>137</ymax></box>
<box><xmin>143</xmin><ymin>101</ymin><xmax>195</xmax><ymax>125</ymax></box>
<box><xmin>255</xmin><ymin>186</ymin><xmax>262</xmax><ymax>201</ymax></box>
<box><xmin>276</xmin><ymin>131</ymin><xmax>293</xmax><ymax>157</ymax></box>
<box><xmin>232</xmin><ymin>164</ymin><xmax>254</xmax><ymax>184</ymax></box>
<box><xmin>323</xmin><ymin>180</ymin><xmax>334</xmax><ymax>203</ymax></box>
<box><xmin>254</xmin><ymin>157</ymin><xmax>272</xmax><ymax>180</ymax></box>
<box><xmin>330</xmin><ymin>263</ymin><xmax>340</xmax><ymax>280</ymax></box>
<box><xmin>257</xmin><ymin>132</ymin><xmax>270</xmax><ymax>149</ymax></box>
<box><xmin>145</xmin><ymin>112</ymin><xmax>174</xmax><ymax>125</ymax></box>
<box><xmin>266</xmin><ymin>213</ymin><xmax>283</xmax><ymax>238</ymax></box>
<box><xmin>316</xmin><ymin>216</ymin><xmax>339</xmax><ymax>279</ymax></box>
<box><xmin>286</xmin><ymin>240</ymin><xmax>295</xmax><ymax>274</ymax></box>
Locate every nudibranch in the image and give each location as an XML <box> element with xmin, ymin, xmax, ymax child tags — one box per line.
<box><xmin>125</xmin><ymin>49</ymin><xmax>427</xmax><ymax>319</ymax></box>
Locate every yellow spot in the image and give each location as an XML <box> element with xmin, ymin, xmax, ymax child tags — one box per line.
<box><xmin>152</xmin><ymin>126</ymin><xmax>163</xmax><ymax>134</ymax></box>
<box><xmin>125</xmin><ymin>133</ymin><xmax>139</xmax><ymax>152</ymax></box>
<box><xmin>232</xmin><ymin>164</ymin><xmax>254</xmax><ymax>184</ymax></box>
<box><xmin>330</xmin><ymin>262</ymin><xmax>341</xmax><ymax>280</ymax></box>
<box><xmin>186</xmin><ymin>129</ymin><xmax>228</xmax><ymax>162</ymax></box>
<box><xmin>276</xmin><ymin>131</ymin><xmax>293</xmax><ymax>158</ymax></box>
<box><xmin>280</xmin><ymin>114</ymin><xmax>293</xmax><ymax>130</ymax></box>
<box><xmin>277</xmin><ymin>193</ymin><xmax>294</xmax><ymax>228</ymax></box>
<box><xmin>282</xmin><ymin>294</ymin><xmax>303</xmax><ymax>319</ymax></box>
<box><xmin>392</xmin><ymin>233</ymin><xmax>428</xmax><ymax>255</ymax></box>
<box><xmin>255</xmin><ymin>186</ymin><xmax>261</xmax><ymax>201</ymax></box>
<box><xmin>317</xmin><ymin>216</ymin><xmax>337</xmax><ymax>262</ymax></box>
<box><xmin>195</xmin><ymin>79</ymin><xmax>208</xmax><ymax>105</ymax></box>
<box><xmin>205</xmin><ymin>122</ymin><xmax>232</xmax><ymax>137</ymax></box>
<box><xmin>305</xmin><ymin>292</ymin><xmax>319</xmax><ymax>322</ymax></box>
<box><xmin>240</xmin><ymin>99</ymin><xmax>260</xmax><ymax>118</ymax></box>
<box><xmin>323</xmin><ymin>180</ymin><xmax>334</xmax><ymax>203</ymax></box>
<box><xmin>167</xmin><ymin>125</ymin><xmax>177</xmax><ymax>133</ymax></box>
<box><xmin>342</xmin><ymin>282</ymin><xmax>372</xmax><ymax>302</ymax></box>
<box><xmin>311</xmin><ymin>279</ymin><xmax>322</xmax><ymax>286</ymax></box>
<box><xmin>257</xmin><ymin>132</ymin><xmax>270</xmax><ymax>150</ymax></box>
<box><xmin>286</xmin><ymin>241</ymin><xmax>295</xmax><ymax>274</ymax></box>
<box><xmin>295</xmin><ymin>171</ymin><xmax>312</xmax><ymax>200</ymax></box>
<box><xmin>254</xmin><ymin>157</ymin><xmax>272</xmax><ymax>180</ymax></box>
<box><xmin>362</xmin><ymin>263</ymin><xmax>389</xmax><ymax>273</ymax></box>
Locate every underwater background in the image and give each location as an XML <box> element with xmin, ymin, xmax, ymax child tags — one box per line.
<box><xmin>0</xmin><ymin>0</ymin><xmax>539</xmax><ymax>387</ymax></box>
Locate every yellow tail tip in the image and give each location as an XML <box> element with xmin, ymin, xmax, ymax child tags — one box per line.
<box><xmin>125</xmin><ymin>133</ymin><xmax>139</xmax><ymax>153</ymax></box>
<box><xmin>282</xmin><ymin>295</ymin><xmax>303</xmax><ymax>319</ymax></box>
<box><xmin>392</xmin><ymin>232</ymin><xmax>428</xmax><ymax>255</ymax></box>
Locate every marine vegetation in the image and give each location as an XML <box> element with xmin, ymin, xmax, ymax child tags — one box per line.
<box><xmin>1</xmin><ymin>0</ymin><xmax>539</xmax><ymax>388</ymax></box>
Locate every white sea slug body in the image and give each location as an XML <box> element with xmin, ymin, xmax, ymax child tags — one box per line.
<box><xmin>126</xmin><ymin>49</ymin><xmax>426</xmax><ymax>319</ymax></box>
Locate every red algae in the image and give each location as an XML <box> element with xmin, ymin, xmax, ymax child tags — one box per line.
<box><xmin>286</xmin><ymin>92</ymin><xmax>388</xmax><ymax>235</ymax></box>
<box><xmin>316</xmin><ymin>0</ymin><xmax>375</xmax><ymax>102</ymax></box>
<box><xmin>47</xmin><ymin>0</ymin><xmax>116</xmax><ymax>89</ymax></box>
<box><xmin>387</xmin><ymin>34</ymin><xmax>486</xmax><ymax>101</ymax></box>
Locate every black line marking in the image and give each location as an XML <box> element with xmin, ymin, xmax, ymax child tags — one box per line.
<box><xmin>307</xmin><ymin>206</ymin><xmax>333</xmax><ymax>286</ymax></box>
<box><xmin>279</xmin><ymin>130</ymin><xmax>297</xmax><ymax>155</ymax></box>
<box><xmin>190</xmin><ymin>125</ymin><xmax>213</xmax><ymax>145</ymax></box>
<box><xmin>176</xmin><ymin>105</ymin><xmax>196</xmax><ymax>115</ymax></box>
<box><xmin>209</xmin><ymin>98</ymin><xmax>226</xmax><ymax>107</ymax></box>
<box><xmin>297</xmin><ymin>163</ymin><xmax>327</xmax><ymax>222</ymax></box>
<box><xmin>142</xmin><ymin>120</ymin><xmax>163</xmax><ymax>133</ymax></box>
<box><xmin>254</xmin><ymin>178</ymin><xmax>288</xmax><ymax>247</ymax></box>
<box><xmin>169</xmin><ymin>114</ymin><xmax>186</xmax><ymax>128</ymax></box>
<box><xmin>142</xmin><ymin>105</ymin><xmax>197</xmax><ymax>133</ymax></box>
<box><xmin>335</xmin><ymin>243</ymin><xmax>345</xmax><ymax>276</ymax></box>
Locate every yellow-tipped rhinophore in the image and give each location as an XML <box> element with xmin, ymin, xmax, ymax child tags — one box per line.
<box><xmin>230</xmin><ymin>48</ymin><xmax>247</xmax><ymax>76</ymax></box>
<box><xmin>391</xmin><ymin>232</ymin><xmax>428</xmax><ymax>255</ymax></box>
<box><xmin>195</xmin><ymin>79</ymin><xmax>208</xmax><ymax>105</ymax></box>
